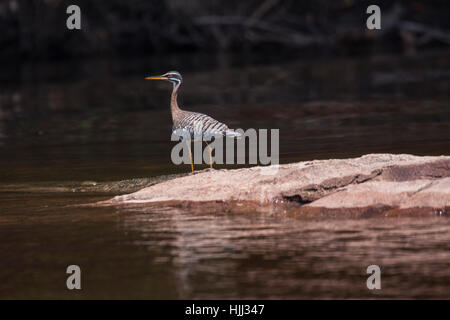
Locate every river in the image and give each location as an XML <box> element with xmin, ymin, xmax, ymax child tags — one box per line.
<box><xmin>1</xmin><ymin>50</ymin><xmax>449</xmax><ymax>298</ymax></box>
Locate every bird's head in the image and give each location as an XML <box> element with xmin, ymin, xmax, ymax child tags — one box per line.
<box><xmin>145</xmin><ymin>71</ymin><xmax>182</xmax><ymax>87</ymax></box>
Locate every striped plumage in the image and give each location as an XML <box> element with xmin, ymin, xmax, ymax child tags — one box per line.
<box><xmin>173</xmin><ymin>110</ymin><xmax>239</xmax><ymax>140</ymax></box>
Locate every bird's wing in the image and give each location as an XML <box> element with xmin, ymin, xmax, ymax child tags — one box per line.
<box><xmin>173</xmin><ymin>111</ymin><xmax>229</xmax><ymax>139</ymax></box>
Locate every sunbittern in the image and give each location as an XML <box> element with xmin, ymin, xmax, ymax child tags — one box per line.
<box><xmin>146</xmin><ymin>71</ymin><xmax>241</xmax><ymax>172</ymax></box>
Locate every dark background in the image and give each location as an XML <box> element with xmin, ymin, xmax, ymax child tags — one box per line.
<box><xmin>1</xmin><ymin>0</ymin><xmax>450</xmax><ymax>60</ymax></box>
<box><xmin>1</xmin><ymin>0</ymin><xmax>450</xmax><ymax>180</ymax></box>
<box><xmin>0</xmin><ymin>0</ymin><xmax>449</xmax><ymax>179</ymax></box>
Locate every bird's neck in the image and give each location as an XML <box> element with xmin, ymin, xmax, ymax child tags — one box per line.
<box><xmin>170</xmin><ymin>83</ymin><xmax>182</xmax><ymax>120</ymax></box>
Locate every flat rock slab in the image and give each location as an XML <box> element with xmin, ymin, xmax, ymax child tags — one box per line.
<box><xmin>103</xmin><ymin>154</ymin><xmax>450</xmax><ymax>215</ymax></box>
<box><xmin>0</xmin><ymin>173</ymin><xmax>189</xmax><ymax>195</ymax></box>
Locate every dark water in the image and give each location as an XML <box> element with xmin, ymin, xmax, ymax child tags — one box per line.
<box><xmin>1</xmin><ymin>51</ymin><xmax>450</xmax><ymax>299</ymax></box>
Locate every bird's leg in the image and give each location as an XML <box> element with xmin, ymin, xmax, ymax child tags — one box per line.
<box><xmin>206</xmin><ymin>143</ymin><xmax>213</xmax><ymax>169</ymax></box>
<box><xmin>186</xmin><ymin>140</ymin><xmax>194</xmax><ymax>172</ymax></box>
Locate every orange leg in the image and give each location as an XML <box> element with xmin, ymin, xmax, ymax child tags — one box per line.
<box><xmin>187</xmin><ymin>142</ymin><xmax>194</xmax><ymax>172</ymax></box>
<box><xmin>190</xmin><ymin>150</ymin><xmax>194</xmax><ymax>172</ymax></box>
<box><xmin>207</xmin><ymin>144</ymin><xmax>213</xmax><ymax>169</ymax></box>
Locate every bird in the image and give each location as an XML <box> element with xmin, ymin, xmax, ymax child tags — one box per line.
<box><xmin>145</xmin><ymin>71</ymin><xmax>241</xmax><ymax>172</ymax></box>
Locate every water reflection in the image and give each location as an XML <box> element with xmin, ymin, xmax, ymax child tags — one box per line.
<box><xmin>0</xmin><ymin>183</ymin><xmax>449</xmax><ymax>298</ymax></box>
<box><xmin>118</xmin><ymin>204</ymin><xmax>450</xmax><ymax>298</ymax></box>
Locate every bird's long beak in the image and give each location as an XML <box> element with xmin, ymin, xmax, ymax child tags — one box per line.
<box><xmin>145</xmin><ymin>75</ymin><xmax>167</xmax><ymax>80</ymax></box>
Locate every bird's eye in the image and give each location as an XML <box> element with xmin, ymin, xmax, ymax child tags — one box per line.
<box><xmin>167</xmin><ymin>73</ymin><xmax>172</xmax><ymax>78</ymax></box>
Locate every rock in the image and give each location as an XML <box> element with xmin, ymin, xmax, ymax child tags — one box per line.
<box><xmin>308</xmin><ymin>178</ymin><xmax>450</xmax><ymax>209</ymax></box>
<box><xmin>0</xmin><ymin>173</ymin><xmax>189</xmax><ymax>195</ymax></box>
<box><xmin>102</xmin><ymin>154</ymin><xmax>450</xmax><ymax>216</ymax></box>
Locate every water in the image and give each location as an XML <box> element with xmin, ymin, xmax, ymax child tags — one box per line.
<box><xmin>1</xmin><ymin>50</ymin><xmax>450</xmax><ymax>298</ymax></box>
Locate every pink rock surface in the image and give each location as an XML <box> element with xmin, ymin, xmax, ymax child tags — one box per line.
<box><xmin>308</xmin><ymin>178</ymin><xmax>450</xmax><ymax>209</ymax></box>
<box><xmin>104</xmin><ymin>154</ymin><xmax>450</xmax><ymax>214</ymax></box>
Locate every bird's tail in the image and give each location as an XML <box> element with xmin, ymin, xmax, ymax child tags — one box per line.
<box><xmin>225</xmin><ymin>129</ymin><xmax>242</xmax><ymax>139</ymax></box>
